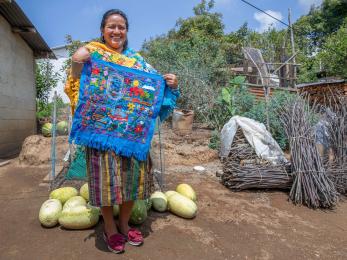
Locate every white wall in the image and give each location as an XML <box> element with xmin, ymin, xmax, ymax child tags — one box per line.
<box><xmin>0</xmin><ymin>15</ymin><xmax>36</xmax><ymax>157</ymax></box>
<box><xmin>48</xmin><ymin>46</ymin><xmax>69</xmax><ymax>103</ymax></box>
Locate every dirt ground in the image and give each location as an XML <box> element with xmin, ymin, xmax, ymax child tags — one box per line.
<box><xmin>0</xmin><ymin>126</ymin><xmax>346</xmax><ymax>260</ymax></box>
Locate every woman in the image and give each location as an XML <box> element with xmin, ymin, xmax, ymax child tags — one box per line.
<box><xmin>65</xmin><ymin>9</ymin><xmax>179</xmax><ymax>254</ymax></box>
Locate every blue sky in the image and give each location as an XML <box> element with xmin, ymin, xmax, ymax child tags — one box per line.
<box><xmin>17</xmin><ymin>0</ymin><xmax>322</xmax><ymax>51</ymax></box>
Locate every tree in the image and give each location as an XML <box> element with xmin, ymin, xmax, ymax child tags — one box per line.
<box><xmin>294</xmin><ymin>0</ymin><xmax>347</xmax><ymax>52</ymax></box>
<box><xmin>35</xmin><ymin>59</ymin><xmax>60</xmax><ymax>104</ymax></box>
<box><xmin>142</xmin><ymin>0</ymin><xmax>230</xmax><ymax>121</ymax></box>
<box><xmin>292</xmin><ymin>0</ymin><xmax>347</xmax><ymax>82</ymax></box>
<box><xmin>318</xmin><ymin>19</ymin><xmax>347</xmax><ymax>78</ymax></box>
<box><xmin>61</xmin><ymin>35</ymin><xmax>85</xmax><ymax>77</ymax></box>
<box><xmin>174</xmin><ymin>1</ymin><xmax>224</xmax><ymax>41</ymax></box>
<box><xmin>62</xmin><ymin>35</ymin><xmax>100</xmax><ymax>77</ymax></box>
<box><xmin>193</xmin><ymin>0</ymin><xmax>215</xmax><ymax>15</ymax></box>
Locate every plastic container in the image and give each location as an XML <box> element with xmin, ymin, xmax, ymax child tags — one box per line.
<box><xmin>172</xmin><ymin>109</ymin><xmax>194</xmax><ymax>135</ymax></box>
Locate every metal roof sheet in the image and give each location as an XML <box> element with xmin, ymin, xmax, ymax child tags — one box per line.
<box><xmin>296</xmin><ymin>79</ymin><xmax>345</xmax><ymax>88</ymax></box>
<box><xmin>0</xmin><ymin>0</ymin><xmax>55</xmax><ymax>59</ymax></box>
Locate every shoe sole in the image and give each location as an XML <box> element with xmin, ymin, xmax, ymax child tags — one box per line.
<box><xmin>107</xmin><ymin>245</ymin><xmax>124</xmax><ymax>254</ymax></box>
<box><xmin>128</xmin><ymin>240</ymin><xmax>143</xmax><ymax>246</ymax></box>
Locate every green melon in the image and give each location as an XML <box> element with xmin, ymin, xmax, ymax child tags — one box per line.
<box><xmin>57</xmin><ymin>121</ymin><xmax>68</xmax><ymax>135</ymax></box>
<box><xmin>79</xmin><ymin>183</ymin><xmax>89</xmax><ymax>202</ymax></box>
<box><xmin>129</xmin><ymin>200</ymin><xmax>147</xmax><ymax>225</ymax></box>
<box><xmin>87</xmin><ymin>202</ymin><xmax>101</xmax><ymax>216</ymax></box>
<box><xmin>168</xmin><ymin>193</ymin><xmax>197</xmax><ymax>219</ymax></box>
<box><xmin>150</xmin><ymin>191</ymin><xmax>167</xmax><ymax>212</ymax></box>
<box><xmin>63</xmin><ymin>196</ymin><xmax>86</xmax><ymax>211</ymax></box>
<box><xmin>59</xmin><ymin>205</ymin><xmax>100</xmax><ymax>229</ymax></box>
<box><xmin>165</xmin><ymin>190</ymin><xmax>178</xmax><ymax>200</ymax></box>
<box><xmin>176</xmin><ymin>183</ymin><xmax>197</xmax><ymax>202</ymax></box>
<box><xmin>42</xmin><ymin>123</ymin><xmax>52</xmax><ymax>137</ymax></box>
<box><xmin>145</xmin><ymin>198</ymin><xmax>152</xmax><ymax>211</ymax></box>
<box><xmin>49</xmin><ymin>187</ymin><xmax>78</xmax><ymax>205</ymax></box>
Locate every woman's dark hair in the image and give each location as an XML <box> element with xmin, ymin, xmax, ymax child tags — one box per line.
<box><xmin>100</xmin><ymin>9</ymin><xmax>129</xmax><ymax>50</ymax></box>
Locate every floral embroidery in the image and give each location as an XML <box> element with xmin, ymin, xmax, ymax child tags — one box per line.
<box><xmin>127</xmin><ymin>102</ymin><xmax>135</xmax><ymax>112</ymax></box>
<box><xmin>66</xmin><ymin>41</ymin><xmax>179</xmax><ymax>160</ymax></box>
<box><xmin>133</xmin><ymin>80</ymin><xmax>139</xmax><ymax>87</ymax></box>
<box><xmin>69</xmin><ymin>56</ymin><xmax>165</xmax><ymax>161</ymax></box>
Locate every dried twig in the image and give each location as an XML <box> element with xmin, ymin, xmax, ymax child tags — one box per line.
<box><xmin>279</xmin><ymin>96</ymin><xmax>338</xmax><ymax>208</ymax></box>
<box><xmin>318</xmin><ymin>92</ymin><xmax>347</xmax><ymax>194</ymax></box>
<box><xmin>221</xmin><ymin>129</ymin><xmax>292</xmax><ymax>191</ymax></box>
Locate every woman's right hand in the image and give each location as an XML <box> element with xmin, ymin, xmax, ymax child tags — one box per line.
<box><xmin>71</xmin><ymin>47</ymin><xmax>90</xmax><ymax>79</ymax></box>
<box><xmin>72</xmin><ymin>47</ymin><xmax>90</xmax><ymax>63</ymax></box>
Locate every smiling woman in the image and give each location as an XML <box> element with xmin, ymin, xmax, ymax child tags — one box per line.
<box><xmin>100</xmin><ymin>9</ymin><xmax>128</xmax><ymax>52</ymax></box>
<box><xmin>64</xmin><ymin>8</ymin><xmax>179</xmax><ymax>254</ymax></box>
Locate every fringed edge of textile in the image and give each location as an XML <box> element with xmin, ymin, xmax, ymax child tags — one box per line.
<box><xmin>69</xmin><ymin>128</ymin><xmax>153</xmax><ymax>161</ymax></box>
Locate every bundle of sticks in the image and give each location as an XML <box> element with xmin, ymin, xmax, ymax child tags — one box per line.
<box><xmin>321</xmin><ymin>93</ymin><xmax>347</xmax><ymax>195</ymax></box>
<box><xmin>222</xmin><ymin>161</ymin><xmax>292</xmax><ymax>190</ymax></box>
<box><xmin>221</xmin><ymin>129</ymin><xmax>292</xmax><ymax>191</ymax></box>
<box><xmin>327</xmin><ymin>163</ymin><xmax>347</xmax><ymax>195</ymax></box>
<box><xmin>279</xmin><ymin>96</ymin><xmax>338</xmax><ymax>209</ymax></box>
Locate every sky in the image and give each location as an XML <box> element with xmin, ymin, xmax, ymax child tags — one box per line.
<box><xmin>17</xmin><ymin>0</ymin><xmax>322</xmax><ymax>51</ymax></box>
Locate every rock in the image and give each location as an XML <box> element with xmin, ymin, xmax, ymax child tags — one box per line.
<box><xmin>19</xmin><ymin>135</ymin><xmax>69</xmax><ymax>166</ymax></box>
<box><xmin>193</xmin><ymin>166</ymin><xmax>206</xmax><ymax>173</ymax></box>
<box><xmin>215</xmin><ymin>169</ymin><xmax>223</xmax><ymax>177</ymax></box>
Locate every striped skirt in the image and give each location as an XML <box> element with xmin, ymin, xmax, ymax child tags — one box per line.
<box><xmin>86</xmin><ymin>147</ymin><xmax>153</xmax><ymax>207</ymax></box>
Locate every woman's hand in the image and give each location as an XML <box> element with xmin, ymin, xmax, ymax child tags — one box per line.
<box><xmin>72</xmin><ymin>47</ymin><xmax>90</xmax><ymax>63</ymax></box>
<box><xmin>71</xmin><ymin>47</ymin><xmax>90</xmax><ymax>79</ymax></box>
<box><xmin>163</xmin><ymin>74</ymin><xmax>178</xmax><ymax>89</ymax></box>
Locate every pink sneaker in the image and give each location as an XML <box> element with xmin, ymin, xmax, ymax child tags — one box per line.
<box><xmin>103</xmin><ymin>232</ymin><xmax>126</xmax><ymax>254</ymax></box>
<box><xmin>126</xmin><ymin>228</ymin><xmax>144</xmax><ymax>246</ymax></box>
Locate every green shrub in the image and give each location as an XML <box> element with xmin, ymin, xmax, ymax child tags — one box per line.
<box><xmin>209</xmin><ymin>76</ymin><xmax>255</xmax><ymax>130</ymax></box>
<box><xmin>208</xmin><ymin>130</ymin><xmax>221</xmax><ymax>150</ymax></box>
<box><xmin>245</xmin><ymin>91</ymin><xmax>296</xmax><ymax>149</ymax></box>
<box><xmin>36</xmin><ymin>101</ymin><xmax>53</xmax><ymax>120</ymax></box>
<box><xmin>209</xmin><ymin>79</ymin><xmax>296</xmax><ymax>150</ymax></box>
<box><xmin>36</xmin><ymin>96</ymin><xmax>68</xmax><ymax>120</ymax></box>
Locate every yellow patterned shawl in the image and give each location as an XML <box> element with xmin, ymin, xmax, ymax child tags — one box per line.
<box><xmin>64</xmin><ymin>42</ymin><xmax>139</xmax><ymax>114</ymax></box>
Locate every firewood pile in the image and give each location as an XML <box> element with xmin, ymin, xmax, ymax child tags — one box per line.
<box><xmin>323</xmin><ymin>95</ymin><xmax>347</xmax><ymax>195</ymax></box>
<box><xmin>220</xmin><ymin>93</ymin><xmax>346</xmax><ymax>209</ymax></box>
<box><xmin>221</xmin><ymin>129</ymin><xmax>292</xmax><ymax>191</ymax></box>
<box><xmin>279</xmin><ymin>97</ymin><xmax>338</xmax><ymax>209</ymax></box>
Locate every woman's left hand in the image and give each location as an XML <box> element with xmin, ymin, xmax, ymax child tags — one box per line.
<box><xmin>163</xmin><ymin>74</ymin><xmax>178</xmax><ymax>89</ymax></box>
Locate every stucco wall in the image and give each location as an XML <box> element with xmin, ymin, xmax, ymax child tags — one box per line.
<box><xmin>48</xmin><ymin>46</ymin><xmax>69</xmax><ymax>103</ymax></box>
<box><xmin>0</xmin><ymin>15</ymin><xmax>36</xmax><ymax>158</ymax></box>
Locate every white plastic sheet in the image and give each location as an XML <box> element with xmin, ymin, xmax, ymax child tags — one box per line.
<box><xmin>220</xmin><ymin>116</ymin><xmax>287</xmax><ymax>164</ymax></box>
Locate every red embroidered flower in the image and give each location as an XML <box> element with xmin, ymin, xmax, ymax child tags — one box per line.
<box><xmin>135</xmin><ymin>125</ymin><xmax>143</xmax><ymax>133</ymax></box>
<box><xmin>92</xmin><ymin>67</ymin><xmax>100</xmax><ymax>75</ymax></box>
<box><xmin>125</xmin><ymin>78</ymin><xmax>131</xmax><ymax>84</ymax></box>
<box><xmin>138</xmin><ymin>88</ymin><xmax>144</xmax><ymax>96</ymax></box>
<box><xmin>130</xmin><ymin>87</ymin><xmax>142</xmax><ymax>96</ymax></box>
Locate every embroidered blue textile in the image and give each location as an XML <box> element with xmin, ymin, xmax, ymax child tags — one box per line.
<box><xmin>69</xmin><ymin>56</ymin><xmax>166</xmax><ymax>161</ymax></box>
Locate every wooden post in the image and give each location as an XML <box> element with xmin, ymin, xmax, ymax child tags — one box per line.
<box><xmin>288</xmin><ymin>8</ymin><xmax>296</xmax><ymax>88</ymax></box>
<box><xmin>280</xmin><ymin>36</ymin><xmax>287</xmax><ymax>88</ymax></box>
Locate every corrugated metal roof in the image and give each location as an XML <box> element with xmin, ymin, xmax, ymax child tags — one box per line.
<box><xmin>0</xmin><ymin>0</ymin><xmax>56</xmax><ymax>59</ymax></box>
<box><xmin>297</xmin><ymin>79</ymin><xmax>345</xmax><ymax>88</ymax></box>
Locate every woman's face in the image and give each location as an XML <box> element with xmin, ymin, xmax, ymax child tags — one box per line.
<box><xmin>102</xmin><ymin>14</ymin><xmax>127</xmax><ymax>52</ymax></box>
